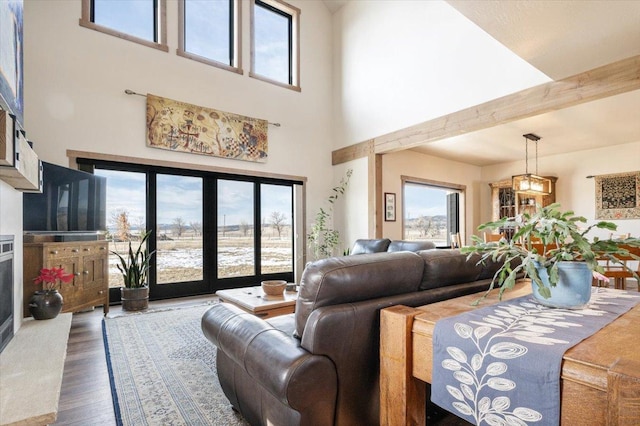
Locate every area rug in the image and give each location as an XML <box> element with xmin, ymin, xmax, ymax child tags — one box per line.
<box><xmin>102</xmin><ymin>304</ymin><xmax>249</xmax><ymax>425</ymax></box>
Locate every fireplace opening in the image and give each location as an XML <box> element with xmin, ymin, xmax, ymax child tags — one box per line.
<box><xmin>0</xmin><ymin>235</ymin><xmax>14</xmax><ymax>354</ymax></box>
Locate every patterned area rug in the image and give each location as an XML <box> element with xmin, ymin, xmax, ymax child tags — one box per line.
<box><xmin>102</xmin><ymin>304</ymin><xmax>249</xmax><ymax>425</ymax></box>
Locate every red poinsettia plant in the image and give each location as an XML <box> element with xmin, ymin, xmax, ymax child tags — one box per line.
<box><xmin>34</xmin><ymin>267</ymin><xmax>74</xmax><ymax>291</ymax></box>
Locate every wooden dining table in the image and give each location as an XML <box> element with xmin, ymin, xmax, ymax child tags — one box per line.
<box><xmin>379</xmin><ymin>281</ymin><xmax>640</xmax><ymax>425</ymax></box>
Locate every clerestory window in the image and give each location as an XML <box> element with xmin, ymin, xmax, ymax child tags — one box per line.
<box><xmin>178</xmin><ymin>0</ymin><xmax>242</xmax><ymax>74</ymax></box>
<box><xmin>79</xmin><ymin>0</ymin><xmax>168</xmax><ymax>52</ymax></box>
<box><xmin>250</xmin><ymin>0</ymin><xmax>300</xmax><ymax>91</ymax></box>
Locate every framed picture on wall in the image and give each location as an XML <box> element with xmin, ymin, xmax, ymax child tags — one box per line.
<box><xmin>385</xmin><ymin>192</ymin><xmax>396</xmax><ymax>222</ymax></box>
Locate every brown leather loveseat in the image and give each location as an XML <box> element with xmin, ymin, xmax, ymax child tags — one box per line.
<box><xmin>201</xmin><ymin>249</ymin><xmax>504</xmax><ymax>425</ymax></box>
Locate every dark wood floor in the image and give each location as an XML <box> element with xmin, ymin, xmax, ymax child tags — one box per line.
<box><xmin>53</xmin><ymin>295</ymin><xmax>214</xmax><ymax>425</ymax></box>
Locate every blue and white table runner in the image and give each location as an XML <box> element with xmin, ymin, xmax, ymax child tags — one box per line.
<box><xmin>431</xmin><ymin>288</ymin><xmax>640</xmax><ymax>426</ymax></box>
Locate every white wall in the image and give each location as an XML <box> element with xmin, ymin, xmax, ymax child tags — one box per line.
<box><xmin>0</xmin><ymin>181</ymin><xmax>23</xmax><ymax>334</ymax></box>
<box><xmin>480</xmin><ymin>141</ymin><xmax>640</xmax><ymax>239</ymax></box>
<box><xmin>331</xmin><ymin>0</ymin><xmax>549</xmax><ymax>240</ymax></box>
<box><xmin>22</xmin><ymin>0</ymin><xmax>335</xmax><ymax>243</ymax></box>
<box><xmin>333</xmin><ymin>157</ymin><xmax>368</xmax><ymax>252</ymax></box>
<box><xmin>331</xmin><ymin>0</ymin><xmax>549</xmax><ymax>150</ymax></box>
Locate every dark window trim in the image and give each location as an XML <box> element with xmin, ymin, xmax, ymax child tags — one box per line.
<box><xmin>77</xmin><ymin>157</ymin><xmax>299</xmax><ymax>302</ymax></box>
<box><xmin>249</xmin><ymin>0</ymin><xmax>301</xmax><ymax>92</ymax></box>
<box><xmin>177</xmin><ymin>0</ymin><xmax>243</xmax><ymax>75</ymax></box>
<box><xmin>255</xmin><ymin>0</ymin><xmax>293</xmax><ymax>85</ymax></box>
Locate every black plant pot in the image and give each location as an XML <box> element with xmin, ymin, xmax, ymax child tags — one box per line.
<box><xmin>29</xmin><ymin>290</ymin><xmax>64</xmax><ymax>320</ymax></box>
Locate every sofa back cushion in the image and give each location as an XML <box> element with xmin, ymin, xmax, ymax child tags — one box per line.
<box><xmin>387</xmin><ymin>240</ymin><xmax>436</xmax><ymax>252</ymax></box>
<box><xmin>295</xmin><ymin>252</ymin><xmax>424</xmax><ymax>337</ymax></box>
<box><xmin>350</xmin><ymin>238</ymin><xmax>391</xmax><ymax>255</ymax></box>
<box><xmin>417</xmin><ymin>249</ymin><xmax>483</xmax><ymax>290</ymax></box>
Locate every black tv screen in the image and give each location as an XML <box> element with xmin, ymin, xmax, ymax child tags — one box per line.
<box><xmin>23</xmin><ymin>162</ymin><xmax>106</xmax><ymax>232</ymax></box>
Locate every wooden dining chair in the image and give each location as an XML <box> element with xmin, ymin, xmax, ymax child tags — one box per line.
<box><xmin>593</xmin><ymin>234</ymin><xmax>632</xmax><ymax>288</ymax></box>
<box><xmin>593</xmin><ymin>244</ymin><xmax>640</xmax><ymax>290</ymax></box>
<box><xmin>611</xmin><ymin>233</ymin><xmax>631</xmax><ymax>239</ymax></box>
<box><xmin>483</xmin><ymin>232</ymin><xmax>504</xmax><ymax>243</ymax></box>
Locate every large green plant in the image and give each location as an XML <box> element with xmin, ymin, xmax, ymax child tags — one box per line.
<box><xmin>461</xmin><ymin>203</ymin><xmax>640</xmax><ymax>301</ymax></box>
<box><xmin>307</xmin><ymin>169</ymin><xmax>352</xmax><ymax>260</ymax></box>
<box><xmin>112</xmin><ymin>230</ymin><xmax>156</xmax><ymax>288</ymax></box>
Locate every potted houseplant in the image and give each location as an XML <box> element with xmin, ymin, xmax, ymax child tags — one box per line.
<box><xmin>30</xmin><ymin>266</ymin><xmax>74</xmax><ymax>320</ymax></box>
<box><xmin>461</xmin><ymin>203</ymin><xmax>640</xmax><ymax>308</ymax></box>
<box><xmin>307</xmin><ymin>169</ymin><xmax>352</xmax><ymax>260</ymax></box>
<box><xmin>112</xmin><ymin>230</ymin><xmax>155</xmax><ymax>311</ymax></box>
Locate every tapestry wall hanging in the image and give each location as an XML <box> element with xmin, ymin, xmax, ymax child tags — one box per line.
<box><xmin>594</xmin><ymin>171</ymin><xmax>640</xmax><ymax>219</ymax></box>
<box><xmin>146</xmin><ymin>94</ymin><xmax>268</xmax><ymax>163</ymax></box>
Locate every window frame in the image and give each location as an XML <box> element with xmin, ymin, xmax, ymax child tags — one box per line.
<box><xmin>249</xmin><ymin>0</ymin><xmax>301</xmax><ymax>92</ymax></box>
<box><xmin>401</xmin><ymin>176</ymin><xmax>465</xmax><ymax>248</ymax></box>
<box><xmin>74</xmin><ymin>152</ymin><xmax>304</xmax><ymax>302</ymax></box>
<box><xmin>177</xmin><ymin>0</ymin><xmax>243</xmax><ymax>75</ymax></box>
<box><xmin>79</xmin><ymin>0</ymin><xmax>169</xmax><ymax>52</ymax></box>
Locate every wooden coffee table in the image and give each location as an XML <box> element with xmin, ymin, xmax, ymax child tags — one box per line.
<box><xmin>380</xmin><ymin>281</ymin><xmax>640</xmax><ymax>425</ymax></box>
<box><xmin>216</xmin><ymin>286</ymin><xmax>298</xmax><ymax>318</ymax></box>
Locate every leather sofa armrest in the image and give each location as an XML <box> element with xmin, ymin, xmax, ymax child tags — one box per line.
<box><xmin>202</xmin><ymin>303</ymin><xmax>337</xmax><ymax>411</ymax></box>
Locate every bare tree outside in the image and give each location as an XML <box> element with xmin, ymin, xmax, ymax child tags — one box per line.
<box><xmin>415</xmin><ymin>216</ymin><xmax>432</xmax><ymax>238</ymax></box>
<box><xmin>190</xmin><ymin>221</ymin><xmax>202</xmax><ymax>237</ymax></box>
<box><xmin>173</xmin><ymin>217</ymin><xmax>186</xmax><ymax>237</ymax></box>
<box><xmin>110</xmin><ymin>209</ymin><xmax>131</xmax><ymax>241</ymax></box>
<box><xmin>240</xmin><ymin>220</ymin><xmax>251</xmax><ymax>237</ymax></box>
<box><xmin>269</xmin><ymin>211</ymin><xmax>287</xmax><ymax>239</ymax></box>
<box><xmin>133</xmin><ymin>216</ymin><xmax>146</xmax><ymax>237</ymax></box>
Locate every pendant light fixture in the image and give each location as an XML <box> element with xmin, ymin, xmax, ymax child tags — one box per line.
<box><xmin>512</xmin><ymin>133</ymin><xmax>552</xmax><ymax>195</ymax></box>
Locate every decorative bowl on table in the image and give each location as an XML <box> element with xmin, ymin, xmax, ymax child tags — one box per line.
<box><xmin>261</xmin><ymin>280</ymin><xmax>287</xmax><ymax>296</ymax></box>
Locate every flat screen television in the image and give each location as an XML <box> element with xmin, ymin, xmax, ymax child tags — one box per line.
<box><xmin>23</xmin><ymin>162</ymin><xmax>106</xmax><ymax>234</ymax></box>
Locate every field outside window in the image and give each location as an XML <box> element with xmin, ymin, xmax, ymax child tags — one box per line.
<box><xmin>403</xmin><ymin>181</ymin><xmax>462</xmax><ymax>248</ymax></box>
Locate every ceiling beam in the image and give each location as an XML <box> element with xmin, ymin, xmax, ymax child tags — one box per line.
<box><xmin>332</xmin><ymin>54</ymin><xmax>640</xmax><ymax>164</ymax></box>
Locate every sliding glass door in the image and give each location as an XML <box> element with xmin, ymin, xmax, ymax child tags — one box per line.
<box><xmin>94</xmin><ymin>169</ymin><xmax>146</xmax><ymax>290</ymax></box>
<box><xmin>260</xmin><ymin>183</ymin><xmax>293</xmax><ymax>275</ymax></box>
<box><xmin>217</xmin><ymin>179</ymin><xmax>255</xmax><ymax>279</ymax></box>
<box><xmin>156</xmin><ymin>174</ymin><xmax>204</xmax><ymax>284</ymax></box>
<box><xmin>85</xmin><ymin>160</ymin><xmax>298</xmax><ymax>302</ymax></box>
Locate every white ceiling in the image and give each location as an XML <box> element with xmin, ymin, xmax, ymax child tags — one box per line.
<box><xmin>324</xmin><ymin>0</ymin><xmax>640</xmax><ymax>166</ymax></box>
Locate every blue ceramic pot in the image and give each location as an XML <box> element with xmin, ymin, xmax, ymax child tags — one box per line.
<box><xmin>532</xmin><ymin>261</ymin><xmax>592</xmax><ymax>309</ymax></box>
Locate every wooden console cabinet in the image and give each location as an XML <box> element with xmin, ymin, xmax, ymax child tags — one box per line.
<box><xmin>23</xmin><ymin>240</ymin><xmax>109</xmax><ymax>317</ymax></box>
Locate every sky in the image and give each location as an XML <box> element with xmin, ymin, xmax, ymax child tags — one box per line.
<box><xmin>97</xmin><ymin>168</ymin><xmax>447</xmax><ymax>229</ymax></box>
<box><xmin>91</xmin><ymin>3</ymin><xmax>446</xmax><ymax>227</ymax></box>
<box><xmin>92</xmin><ymin>1</ymin><xmax>292</xmax><ymax>229</ymax></box>
<box><xmin>403</xmin><ymin>183</ymin><xmax>448</xmax><ymax>220</ymax></box>
<box><xmin>96</xmin><ymin>169</ymin><xmax>292</xmax><ymax>228</ymax></box>
<box><xmin>94</xmin><ymin>0</ymin><xmax>286</xmax><ymax>80</ymax></box>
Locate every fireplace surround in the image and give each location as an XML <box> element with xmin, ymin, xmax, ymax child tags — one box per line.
<box><xmin>0</xmin><ymin>235</ymin><xmax>14</xmax><ymax>354</ymax></box>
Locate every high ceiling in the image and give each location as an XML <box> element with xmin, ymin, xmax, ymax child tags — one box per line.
<box><xmin>324</xmin><ymin>1</ymin><xmax>640</xmax><ymax>166</ymax></box>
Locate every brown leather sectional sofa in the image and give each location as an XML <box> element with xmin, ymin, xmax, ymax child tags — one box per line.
<box><xmin>350</xmin><ymin>238</ymin><xmax>436</xmax><ymax>254</ymax></box>
<box><xmin>201</xmin><ymin>249</ymin><xmax>504</xmax><ymax>425</ymax></box>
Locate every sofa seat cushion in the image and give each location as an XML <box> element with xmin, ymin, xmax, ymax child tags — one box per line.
<box><xmin>418</xmin><ymin>249</ymin><xmax>483</xmax><ymax>290</ymax></box>
<box><xmin>295</xmin><ymin>251</ymin><xmax>424</xmax><ymax>337</ymax></box>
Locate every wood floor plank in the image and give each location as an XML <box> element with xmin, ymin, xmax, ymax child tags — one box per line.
<box><xmin>53</xmin><ymin>296</ymin><xmax>213</xmax><ymax>425</ymax></box>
